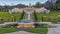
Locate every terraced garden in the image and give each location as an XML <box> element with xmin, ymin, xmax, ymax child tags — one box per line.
<box><xmin>0</xmin><ymin>12</ymin><xmax>21</xmax><ymax>22</ymax></box>
<box><xmin>36</xmin><ymin>10</ymin><xmax>60</xmax><ymax>22</ymax></box>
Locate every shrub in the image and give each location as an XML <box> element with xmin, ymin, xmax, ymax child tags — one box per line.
<box><xmin>20</xmin><ymin>10</ymin><xmax>25</xmax><ymax>21</ymax></box>
<box><xmin>34</xmin><ymin>11</ymin><xmax>38</xmax><ymax>21</ymax></box>
<box><xmin>35</xmin><ymin>24</ymin><xmax>48</xmax><ymax>28</ymax></box>
<box><xmin>0</xmin><ymin>24</ymin><xmax>17</xmax><ymax>28</ymax></box>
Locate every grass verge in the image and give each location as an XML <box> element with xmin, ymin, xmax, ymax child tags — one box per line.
<box><xmin>25</xmin><ymin>28</ymin><xmax>48</xmax><ymax>34</ymax></box>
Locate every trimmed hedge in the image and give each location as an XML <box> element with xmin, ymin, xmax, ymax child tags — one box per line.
<box><xmin>34</xmin><ymin>24</ymin><xmax>48</xmax><ymax>28</ymax></box>
<box><xmin>33</xmin><ymin>11</ymin><xmax>38</xmax><ymax>21</ymax></box>
<box><xmin>20</xmin><ymin>10</ymin><xmax>25</xmax><ymax>21</ymax></box>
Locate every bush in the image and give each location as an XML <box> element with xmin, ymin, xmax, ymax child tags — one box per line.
<box><xmin>0</xmin><ymin>25</ymin><xmax>12</xmax><ymax>28</ymax></box>
<box><xmin>35</xmin><ymin>24</ymin><xmax>48</xmax><ymax>28</ymax></box>
<box><xmin>34</xmin><ymin>11</ymin><xmax>38</xmax><ymax>21</ymax></box>
<box><xmin>20</xmin><ymin>10</ymin><xmax>25</xmax><ymax>21</ymax></box>
<box><xmin>0</xmin><ymin>24</ymin><xmax>17</xmax><ymax>28</ymax></box>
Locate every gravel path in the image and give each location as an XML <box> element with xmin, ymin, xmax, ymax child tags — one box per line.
<box><xmin>7</xmin><ymin>31</ymin><xmax>35</xmax><ymax>34</ymax></box>
<box><xmin>47</xmin><ymin>24</ymin><xmax>60</xmax><ymax>34</ymax></box>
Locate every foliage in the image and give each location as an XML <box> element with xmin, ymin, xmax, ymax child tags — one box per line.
<box><xmin>0</xmin><ymin>24</ymin><xmax>17</xmax><ymax>28</ymax></box>
<box><xmin>56</xmin><ymin>0</ymin><xmax>60</xmax><ymax>7</ymax></box>
<box><xmin>0</xmin><ymin>27</ymin><xmax>18</xmax><ymax>34</ymax></box>
<box><xmin>0</xmin><ymin>2</ymin><xmax>43</xmax><ymax>10</ymax></box>
<box><xmin>48</xmin><ymin>25</ymin><xmax>57</xmax><ymax>28</ymax></box>
<box><xmin>37</xmin><ymin>10</ymin><xmax>60</xmax><ymax>22</ymax></box>
<box><xmin>33</xmin><ymin>11</ymin><xmax>38</xmax><ymax>21</ymax></box>
<box><xmin>15</xmin><ymin>4</ymin><xmax>27</xmax><ymax>8</ymax></box>
<box><xmin>35</xmin><ymin>24</ymin><xmax>48</xmax><ymax>28</ymax></box>
<box><xmin>0</xmin><ymin>25</ymin><xmax>18</xmax><ymax>34</ymax></box>
<box><xmin>20</xmin><ymin>10</ymin><xmax>25</xmax><ymax>21</ymax></box>
<box><xmin>33</xmin><ymin>2</ymin><xmax>42</xmax><ymax>8</ymax></box>
<box><xmin>26</xmin><ymin>28</ymin><xmax>48</xmax><ymax>34</ymax></box>
<box><xmin>0</xmin><ymin>12</ymin><xmax>21</xmax><ymax>22</ymax></box>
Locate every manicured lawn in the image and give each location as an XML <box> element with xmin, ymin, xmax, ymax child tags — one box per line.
<box><xmin>25</xmin><ymin>28</ymin><xmax>48</xmax><ymax>34</ymax></box>
<box><xmin>36</xmin><ymin>10</ymin><xmax>60</xmax><ymax>21</ymax></box>
<box><xmin>48</xmin><ymin>25</ymin><xmax>57</xmax><ymax>28</ymax></box>
<box><xmin>0</xmin><ymin>12</ymin><xmax>21</xmax><ymax>21</ymax></box>
<box><xmin>0</xmin><ymin>27</ymin><xmax>18</xmax><ymax>34</ymax></box>
<box><xmin>0</xmin><ymin>10</ymin><xmax>60</xmax><ymax>22</ymax></box>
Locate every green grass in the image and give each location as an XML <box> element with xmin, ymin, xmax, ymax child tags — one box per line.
<box><xmin>36</xmin><ymin>10</ymin><xmax>60</xmax><ymax>21</ymax></box>
<box><xmin>35</xmin><ymin>24</ymin><xmax>48</xmax><ymax>28</ymax></box>
<box><xmin>25</xmin><ymin>28</ymin><xmax>48</xmax><ymax>34</ymax></box>
<box><xmin>0</xmin><ymin>12</ymin><xmax>21</xmax><ymax>21</ymax></box>
<box><xmin>0</xmin><ymin>27</ymin><xmax>18</xmax><ymax>34</ymax></box>
<box><xmin>0</xmin><ymin>10</ymin><xmax>60</xmax><ymax>22</ymax></box>
<box><xmin>48</xmin><ymin>25</ymin><xmax>57</xmax><ymax>28</ymax></box>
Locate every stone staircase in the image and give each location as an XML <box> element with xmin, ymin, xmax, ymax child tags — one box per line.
<box><xmin>24</xmin><ymin>13</ymin><xmax>34</xmax><ymax>21</ymax></box>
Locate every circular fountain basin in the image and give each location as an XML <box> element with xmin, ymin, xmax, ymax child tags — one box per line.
<box><xmin>17</xmin><ymin>19</ymin><xmax>35</xmax><ymax>28</ymax></box>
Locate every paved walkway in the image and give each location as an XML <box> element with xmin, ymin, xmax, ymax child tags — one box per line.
<box><xmin>7</xmin><ymin>31</ymin><xmax>35</xmax><ymax>34</ymax></box>
<box><xmin>47</xmin><ymin>28</ymin><xmax>56</xmax><ymax>34</ymax></box>
<box><xmin>47</xmin><ymin>24</ymin><xmax>60</xmax><ymax>34</ymax></box>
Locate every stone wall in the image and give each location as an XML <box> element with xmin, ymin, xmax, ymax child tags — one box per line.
<box><xmin>17</xmin><ymin>24</ymin><xmax>35</xmax><ymax>28</ymax></box>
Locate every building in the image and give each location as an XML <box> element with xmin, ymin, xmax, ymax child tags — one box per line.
<box><xmin>9</xmin><ymin>3</ymin><xmax>50</xmax><ymax>14</ymax></box>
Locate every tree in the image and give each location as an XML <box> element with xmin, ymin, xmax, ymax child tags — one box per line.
<box><xmin>15</xmin><ymin>4</ymin><xmax>27</xmax><ymax>8</ymax></box>
<box><xmin>33</xmin><ymin>2</ymin><xmax>42</xmax><ymax>8</ymax></box>
<box><xmin>0</xmin><ymin>3</ymin><xmax>27</xmax><ymax>12</ymax></box>
<box><xmin>56</xmin><ymin>0</ymin><xmax>60</xmax><ymax>9</ymax></box>
<box><xmin>34</xmin><ymin>11</ymin><xmax>38</xmax><ymax>21</ymax></box>
<box><xmin>20</xmin><ymin>10</ymin><xmax>25</xmax><ymax>21</ymax></box>
<box><xmin>44</xmin><ymin>0</ymin><xmax>57</xmax><ymax>10</ymax></box>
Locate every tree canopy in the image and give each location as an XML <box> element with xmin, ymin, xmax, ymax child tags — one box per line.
<box><xmin>56</xmin><ymin>0</ymin><xmax>60</xmax><ymax>7</ymax></box>
<box><xmin>33</xmin><ymin>2</ymin><xmax>42</xmax><ymax>8</ymax></box>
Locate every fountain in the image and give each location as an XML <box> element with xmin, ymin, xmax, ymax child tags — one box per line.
<box><xmin>17</xmin><ymin>3</ymin><xmax>35</xmax><ymax>28</ymax></box>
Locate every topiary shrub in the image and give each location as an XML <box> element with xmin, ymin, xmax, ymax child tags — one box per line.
<box><xmin>34</xmin><ymin>11</ymin><xmax>38</xmax><ymax>21</ymax></box>
<box><xmin>20</xmin><ymin>10</ymin><xmax>25</xmax><ymax>21</ymax></box>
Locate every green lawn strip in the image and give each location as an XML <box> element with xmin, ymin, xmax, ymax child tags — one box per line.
<box><xmin>25</xmin><ymin>28</ymin><xmax>48</xmax><ymax>34</ymax></box>
<box><xmin>0</xmin><ymin>27</ymin><xmax>18</xmax><ymax>34</ymax></box>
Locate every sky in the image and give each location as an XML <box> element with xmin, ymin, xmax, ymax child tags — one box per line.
<box><xmin>0</xmin><ymin>0</ymin><xmax>48</xmax><ymax>6</ymax></box>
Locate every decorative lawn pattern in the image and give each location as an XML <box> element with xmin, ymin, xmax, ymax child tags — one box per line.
<box><xmin>36</xmin><ymin>10</ymin><xmax>60</xmax><ymax>21</ymax></box>
<box><xmin>25</xmin><ymin>28</ymin><xmax>48</xmax><ymax>34</ymax></box>
<box><xmin>0</xmin><ymin>12</ymin><xmax>21</xmax><ymax>21</ymax></box>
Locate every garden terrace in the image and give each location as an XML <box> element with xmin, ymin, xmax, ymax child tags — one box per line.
<box><xmin>0</xmin><ymin>12</ymin><xmax>21</xmax><ymax>22</ymax></box>
<box><xmin>36</xmin><ymin>10</ymin><xmax>60</xmax><ymax>22</ymax></box>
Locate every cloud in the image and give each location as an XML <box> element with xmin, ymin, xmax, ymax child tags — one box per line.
<box><xmin>0</xmin><ymin>0</ymin><xmax>48</xmax><ymax>6</ymax></box>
